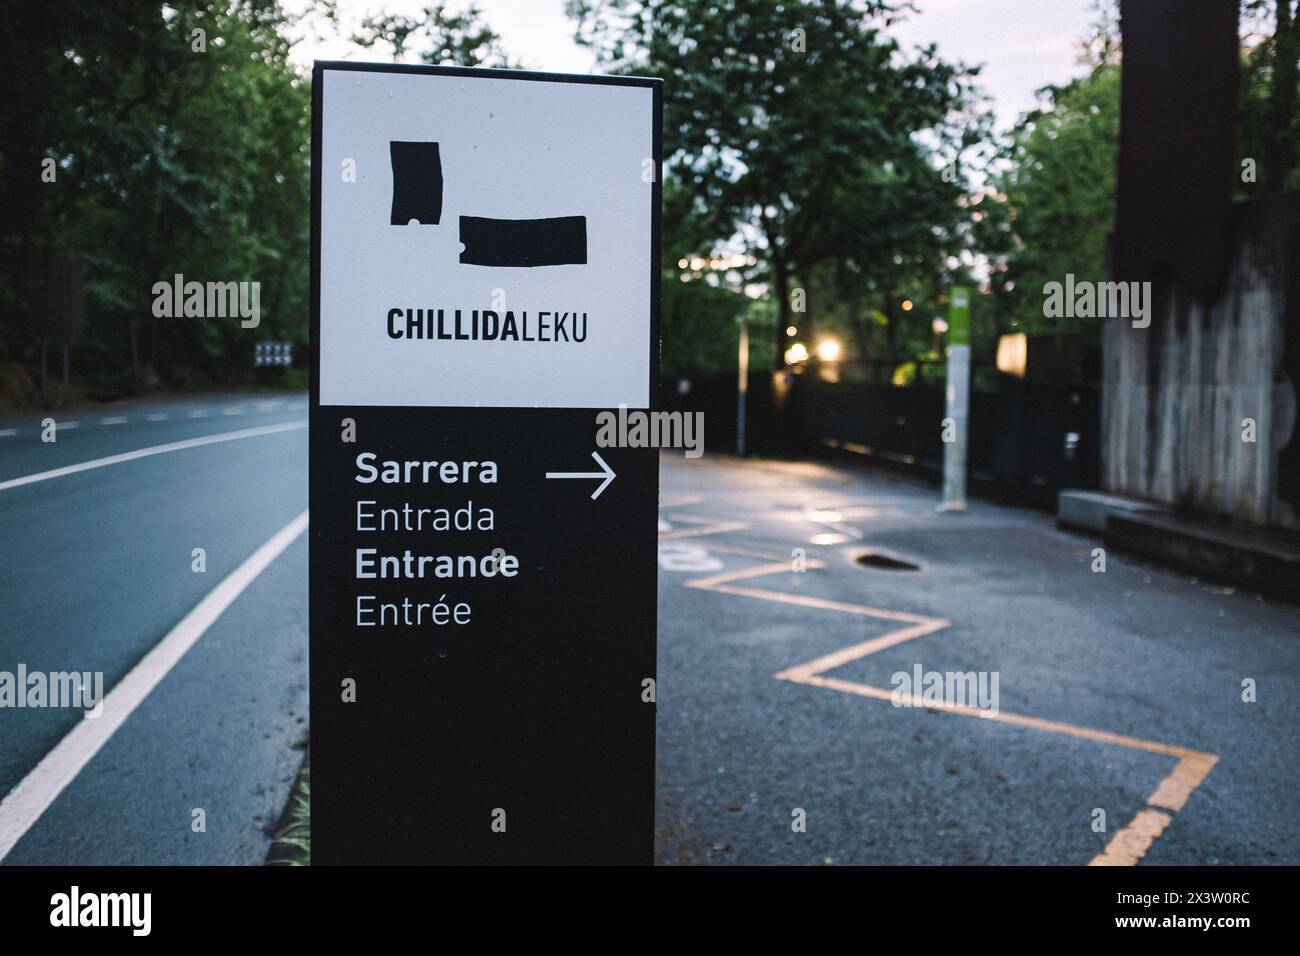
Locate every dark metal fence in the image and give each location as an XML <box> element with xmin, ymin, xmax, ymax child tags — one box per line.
<box><xmin>660</xmin><ymin>356</ymin><xmax>1101</xmax><ymax>510</ymax></box>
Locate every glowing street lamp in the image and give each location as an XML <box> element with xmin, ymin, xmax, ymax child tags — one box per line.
<box><xmin>931</xmin><ymin>316</ymin><xmax>949</xmax><ymax>352</ymax></box>
<box><xmin>816</xmin><ymin>338</ymin><xmax>842</xmax><ymax>362</ymax></box>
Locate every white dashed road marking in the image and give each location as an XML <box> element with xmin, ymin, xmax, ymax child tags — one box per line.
<box><xmin>0</xmin><ymin>421</ymin><xmax>307</xmax><ymax>493</ymax></box>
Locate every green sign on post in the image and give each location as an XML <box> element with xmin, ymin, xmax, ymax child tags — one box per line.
<box><xmin>940</xmin><ymin>285</ymin><xmax>971</xmax><ymax>511</ymax></box>
<box><xmin>948</xmin><ymin>284</ymin><xmax>971</xmax><ymax>346</ymax></box>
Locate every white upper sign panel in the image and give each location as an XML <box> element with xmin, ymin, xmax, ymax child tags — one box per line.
<box><xmin>319</xmin><ymin>66</ymin><xmax>655</xmax><ymax>408</ymax></box>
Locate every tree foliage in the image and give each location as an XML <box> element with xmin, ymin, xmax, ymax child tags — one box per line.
<box><xmin>0</xmin><ymin>1</ymin><xmax>311</xmax><ymax>402</ymax></box>
<box><xmin>1241</xmin><ymin>0</ymin><xmax>1300</xmax><ymax>192</ymax></box>
<box><xmin>978</xmin><ymin>0</ymin><xmax>1300</xmax><ymax>341</ymax></box>
<box><xmin>568</xmin><ymin>0</ymin><xmax>992</xmax><ymax>368</ymax></box>
<box><xmin>0</xmin><ymin>1</ymin><xmax>514</xmax><ymax>407</ymax></box>
<box><xmin>977</xmin><ymin>63</ymin><xmax>1120</xmax><ymax>338</ymax></box>
<box><xmin>351</xmin><ymin>2</ymin><xmax>517</xmax><ymax>66</ymax></box>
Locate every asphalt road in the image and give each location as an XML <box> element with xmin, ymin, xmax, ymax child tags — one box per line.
<box><xmin>654</xmin><ymin>454</ymin><xmax>1300</xmax><ymax>865</ymax></box>
<box><xmin>0</xmin><ymin>394</ymin><xmax>308</xmax><ymax>864</ymax></box>
<box><xmin>2</xmin><ymin>395</ymin><xmax>1296</xmax><ymax>865</ymax></box>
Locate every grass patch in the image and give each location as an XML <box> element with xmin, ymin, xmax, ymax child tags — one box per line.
<box><xmin>267</xmin><ymin>761</ymin><xmax>310</xmax><ymax>866</ymax></box>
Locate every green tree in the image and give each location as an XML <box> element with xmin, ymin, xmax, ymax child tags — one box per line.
<box><xmin>0</xmin><ymin>1</ymin><xmax>311</xmax><ymax>400</ymax></box>
<box><xmin>979</xmin><ymin>0</ymin><xmax>1300</xmax><ymax>341</ymax></box>
<box><xmin>1241</xmin><ymin>0</ymin><xmax>1300</xmax><ymax>192</ymax></box>
<box><xmin>0</xmin><ymin>0</ymin><xmax>520</xmax><ymax>407</ymax></box>
<box><xmin>568</xmin><ymin>0</ymin><xmax>988</xmax><ymax>367</ymax></box>
<box><xmin>976</xmin><ymin>62</ymin><xmax>1120</xmax><ymax>338</ymax></box>
<box><xmin>660</xmin><ymin>180</ymin><xmax>768</xmax><ymax>376</ymax></box>
<box><xmin>350</xmin><ymin>2</ymin><xmax>517</xmax><ymax>66</ymax></box>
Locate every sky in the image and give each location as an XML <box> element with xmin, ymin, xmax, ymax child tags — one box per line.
<box><xmin>286</xmin><ymin>0</ymin><xmax>1101</xmax><ymax>133</ymax></box>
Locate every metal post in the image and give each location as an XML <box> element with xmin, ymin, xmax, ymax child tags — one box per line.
<box><xmin>736</xmin><ymin>298</ymin><xmax>749</xmax><ymax>457</ymax></box>
<box><xmin>939</xmin><ymin>285</ymin><xmax>971</xmax><ymax>512</ymax></box>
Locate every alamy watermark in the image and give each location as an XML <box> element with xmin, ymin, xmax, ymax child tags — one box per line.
<box><xmin>151</xmin><ymin>273</ymin><xmax>260</xmax><ymax>328</ymax></box>
<box><xmin>596</xmin><ymin>405</ymin><xmax>704</xmax><ymax>459</ymax></box>
<box><xmin>1042</xmin><ymin>274</ymin><xmax>1150</xmax><ymax>329</ymax></box>
<box><xmin>0</xmin><ymin>664</ymin><xmax>103</xmax><ymax>718</ymax></box>
<box><xmin>890</xmin><ymin>664</ymin><xmax>999</xmax><ymax>717</ymax></box>
<box><xmin>50</xmin><ymin>886</ymin><xmax>150</xmax><ymax>936</ymax></box>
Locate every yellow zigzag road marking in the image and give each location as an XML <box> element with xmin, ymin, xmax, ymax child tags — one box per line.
<box><xmin>668</xmin><ymin>533</ymin><xmax>1218</xmax><ymax>867</ymax></box>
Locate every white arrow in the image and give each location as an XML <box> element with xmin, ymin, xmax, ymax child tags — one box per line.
<box><xmin>546</xmin><ymin>451</ymin><xmax>616</xmax><ymax>500</ymax></box>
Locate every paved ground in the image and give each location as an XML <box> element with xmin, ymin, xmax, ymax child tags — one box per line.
<box><xmin>0</xmin><ymin>394</ymin><xmax>308</xmax><ymax>864</ymax></box>
<box><xmin>2</xmin><ymin>396</ymin><xmax>1295</xmax><ymax>865</ymax></box>
<box><xmin>653</xmin><ymin>454</ymin><xmax>1300</xmax><ymax>865</ymax></box>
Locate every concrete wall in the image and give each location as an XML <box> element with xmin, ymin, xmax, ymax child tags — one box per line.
<box><xmin>1102</xmin><ymin>195</ymin><xmax>1300</xmax><ymax>529</ymax></box>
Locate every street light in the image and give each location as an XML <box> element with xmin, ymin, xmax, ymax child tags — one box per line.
<box><xmin>931</xmin><ymin>317</ymin><xmax>948</xmax><ymax>353</ymax></box>
<box><xmin>785</xmin><ymin>342</ymin><xmax>809</xmax><ymax>365</ymax></box>
<box><xmin>816</xmin><ymin>338</ymin><xmax>842</xmax><ymax>362</ymax></box>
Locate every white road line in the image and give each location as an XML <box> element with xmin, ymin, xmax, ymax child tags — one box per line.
<box><xmin>188</xmin><ymin>409</ymin><xmax>209</xmax><ymax>418</ymax></box>
<box><xmin>101</xmin><ymin>416</ymin><xmax>128</xmax><ymax>425</ymax></box>
<box><xmin>145</xmin><ymin>413</ymin><xmax>169</xmax><ymax>422</ymax></box>
<box><xmin>57</xmin><ymin>421</ymin><xmax>79</xmax><ymax>430</ymax></box>
<box><xmin>223</xmin><ymin>407</ymin><xmax>245</xmax><ymax>415</ymax></box>
<box><xmin>0</xmin><ymin>420</ymin><xmax>306</xmax><ymax>493</ymax></box>
<box><xmin>0</xmin><ymin>510</ymin><xmax>309</xmax><ymax>862</ymax></box>
<box><xmin>0</xmin><ymin>429</ymin><xmax>16</xmax><ymax>438</ymax></box>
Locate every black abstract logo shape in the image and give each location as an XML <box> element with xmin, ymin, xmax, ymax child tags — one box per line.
<box><xmin>388</xmin><ymin>140</ymin><xmax>587</xmax><ymax>267</ymax></box>
<box><xmin>458</xmin><ymin>216</ymin><xmax>587</xmax><ymax>267</ymax></box>
<box><xmin>389</xmin><ymin>141</ymin><xmax>443</xmax><ymax>225</ymax></box>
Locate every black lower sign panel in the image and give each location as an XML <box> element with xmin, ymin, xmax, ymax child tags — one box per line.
<box><xmin>310</xmin><ymin>63</ymin><xmax>661</xmax><ymax>864</ymax></box>
<box><xmin>310</xmin><ymin>409</ymin><xmax>656</xmax><ymax>864</ymax></box>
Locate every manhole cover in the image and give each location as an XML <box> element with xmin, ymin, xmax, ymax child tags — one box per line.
<box><xmin>854</xmin><ymin>551</ymin><xmax>920</xmax><ymax>571</ymax></box>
